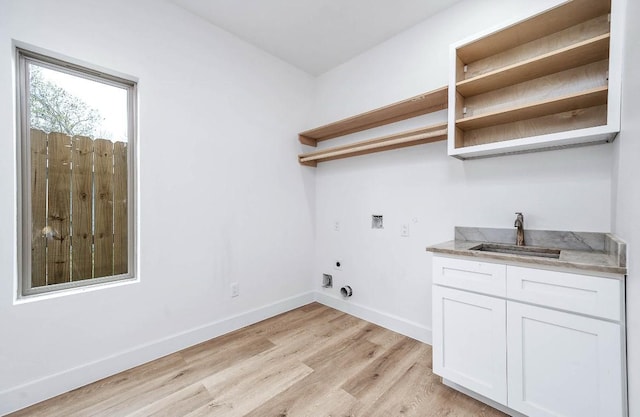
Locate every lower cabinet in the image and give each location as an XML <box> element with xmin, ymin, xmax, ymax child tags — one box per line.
<box><xmin>507</xmin><ymin>302</ymin><xmax>623</xmax><ymax>417</ymax></box>
<box><xmin>432</xmin><ymin>285</ymin><xmax>507</xmax><ymax>404</ymax></box>
<box><xmin>432</xmin><ymin>256</ymin><xmax>626</xmax><ymax>417</ymax></box>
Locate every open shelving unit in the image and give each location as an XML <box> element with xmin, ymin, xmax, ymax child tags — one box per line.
<box><xmin>298</xmin><ymin>123</ymin><xmax>447</xmax><ymax>166</ymax></box>
<box><xmin>298</xmin><ymin>86</ymin><xmax>447</xmax><ymax>166</ymax></box>
<box><xmin>448</xmin><ymin>0</ymin><xmax>622</xmax><ymax>159</ymax></box>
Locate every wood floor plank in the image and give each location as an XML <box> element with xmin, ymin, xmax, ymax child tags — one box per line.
<box><xmin>123</xmin><ymin>383</ymin><xmax>212</xmax><ymax>417</ymax></box>
<box><xmin>8</xmin><ymin>304</ymin><xmax>508</xmax><ymax>417</ymax></box>
<box><xmin>83</xmin><ymin>336</ymin><xmax>277</xmax><ymax>417</ymax></box>
<box><xmin>189</xmin><ymin>311</ymin><xmax>373</xmax><ymax>416</ymax></box>
<box><xmin>190</xmin><ymin>358</ymin><xmax>313</xmax><ymax>417</ymax></box>
<box><xmin>263</xmin><ymin>308</ymin><xmax>347</xmax><ymax>345</ymax></box>
<box><xmin>362</xmin><ymin>321</ymin><xmax>410</xmax><ymax>349</ymax></box>
<box><xmin>6</xmin><ymin>353</ymin><xmax>188</xmax><ymax>417</ymax></box>
<box><xmin>179</xmin><ymin>325</ymin><xmax>270</xmax><ymax>363</ymax></box>
<box><xmin>360</xmin><ymin>347</ymin><xmax>506</xmax><ymax>417</ymax></box>
<box><xmin>301</xmin><ymin>326</ymin><xmax>381</xmax><ymax>371</ymax></box>
<box><xmin>243</xmin><ymin>338</ymin><xmax>383</xmax><ymax>417</ymax></box>
<box><xmin>287</xmin><ymin>386</ymin><xmax>359</xmax><ymax>417</ymax></box>
<box><xmin>180</xmin><ymin>336</ymin><xmax>275</xmax><ymax>374</ymax></box>
<box><xmin>341</xmin><ymin>336</ymin><xmax>426</xmax><ymax>402</ymax></box>
<box><xmin>79</xmin><ymin>363</ymin><xmax>211</xmax><ymax>417</ymax></box>
<box><xmin>243</xmin><ymin>303</ymin><xmax>343</xmax><ymax>342</ymax></box>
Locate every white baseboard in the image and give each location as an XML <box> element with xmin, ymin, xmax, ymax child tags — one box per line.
<box><xmin>0</xmin><ymin>291</ymin><xmax>315</xmax><ymax>416</ymax></box>
<box><xmin>314</xmin><ymin>291</ymin><xmax>432</xmax><ymax>344</ymax></box>
<box><xmin>2</xmin><ymin>291</ymin><xmax>430</xmax><ymax>415</ymax></box>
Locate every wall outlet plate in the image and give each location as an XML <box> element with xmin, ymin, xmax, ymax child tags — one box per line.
<box><xmin>372</xmin><ymin>215</ymin><xmax>383</xmax><ymax>229</ymax></box>
<box><xmin>230</xmin><ymin>282</ymin><xmax>239</xmax><ymax>297</ymax></box>
<box><xmin>322</xmin><ymin>273</ymin><xmax>333</xmax><ymax>288</ymax></box>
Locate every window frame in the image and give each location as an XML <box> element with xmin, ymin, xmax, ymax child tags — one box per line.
<box><xmin>16</xmin><ymin>46</ymin><xmax>137</xmax><ymax>298</ymax></box>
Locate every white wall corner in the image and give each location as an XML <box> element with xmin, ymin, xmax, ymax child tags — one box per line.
<box><xmin>314</xmin><ymin>291</ymin><xmax>432</xmax><ymax>345</ymax></box>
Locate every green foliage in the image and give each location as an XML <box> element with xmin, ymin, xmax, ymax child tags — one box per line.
<box><xmin>29</xmin><ymin>66</ymin><xmax>102</xmax><ymax>137</ymax></box>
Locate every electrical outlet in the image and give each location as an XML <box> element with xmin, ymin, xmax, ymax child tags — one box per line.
<box><xmin>401</xmin><ymin>224</ymin><xmax>410</xmax><ymax>237</ymax></box>
<box><xmin>230</xmin><ymin>282</ymin><xmax>239</xmax><ymax>297</ymax></box>
<box><xmin>334</xmin><ymin>221</ymin><xmax>340</xmax><ymax>232</ymax></box>
<box><xmin>372</xmin><ymin>215</ymin><xmax>383</xmax><ymax>229</ymax></box>
<box><xmin>334</xmin><ymin>260</ymin><xmax>343</xmax><ymax>271</ymax></box>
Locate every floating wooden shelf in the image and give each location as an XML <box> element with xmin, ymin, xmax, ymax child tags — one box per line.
<box><xmin>298</xmin><ymin>123</ymin><xmax>447</xmax><ymax>167</ymax></box>
<box><xmin>457</xmin><ymin>34</ymin><xmax>610</xmax><ymax>97</ymax></box>
<box><xmin>457</xmin><ymin>86</ymin><xmax>608</xmax><ymax>131</ymax></box>
<box><xmin>299</xmin><ymin>86</ymin><xmax>447</xmax><ymax>147</ymax></box>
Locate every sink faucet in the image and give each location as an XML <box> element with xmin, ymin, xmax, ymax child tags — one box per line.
<box><xmin>514</xmin><ymin>212</ymin><xmax>525</xmax><ymax>246</ymax></box>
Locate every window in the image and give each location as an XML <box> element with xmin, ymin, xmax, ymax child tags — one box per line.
<box><xmin>16</xmin><ymin>47</ymin><xmax>136</xmax><ymax>296</ymax></box>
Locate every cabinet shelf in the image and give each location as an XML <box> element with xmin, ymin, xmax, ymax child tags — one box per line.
<box><xmin>457</xmin><ymin>86</ymin><xmax>608</xmax><ymax>131</ymax></box>
<box><xmin>457</xmin><ymin>34</ymin><xmax>610</xmax><ymax>97</ymax></box>
<box><xmin>299</xmin><ymin>86</ymin><xmax>447</xmax><ymax>147</ymax></box>
<box><xmin>457</xmin><ymin>0</ymin><xmax>610</xmax><ymax>64</ymax></box>
<box><xmin>298</xmin><ymin>123</ymin><xmax>447</xmax><ymax>167</ymax></box>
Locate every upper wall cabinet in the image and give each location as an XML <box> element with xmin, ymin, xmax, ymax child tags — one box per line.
<box><xmin>448</xmin><ymin>0</ymin><xmax>623</xmax><ymax>159</ymax></box>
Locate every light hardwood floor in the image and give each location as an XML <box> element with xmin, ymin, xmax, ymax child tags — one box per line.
<box><xmin>8</xmin><ymin>303</ymin><xmax>507</xmax><ymax>417</ymax></box>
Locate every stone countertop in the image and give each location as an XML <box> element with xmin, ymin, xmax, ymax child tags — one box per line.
<box><xmin>426</xmin><ymin>227</ymin><xmax>627</xmax><ymax>276</ymax></box>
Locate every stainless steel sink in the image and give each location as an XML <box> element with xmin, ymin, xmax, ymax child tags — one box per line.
<box><xmin>469</xmin><ymin>243</ymin><xmax>561</xmax><ymax>259</ymax></box>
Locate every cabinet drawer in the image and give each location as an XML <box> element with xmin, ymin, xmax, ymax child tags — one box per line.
<box><xmin>433</xmin><ymin>256</ymin><xmax>506</xmax><ymax>296</ymax></box>
<box><xmin>506</xmin><ymin>266</ymin><xmax>621</xmax><ymax>321</ymax></box>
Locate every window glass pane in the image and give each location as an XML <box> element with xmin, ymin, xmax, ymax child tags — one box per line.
<box><xmin>27</xmin><ymin>61</ymin><xmax>130</xmax><ymax>287</ymax></box>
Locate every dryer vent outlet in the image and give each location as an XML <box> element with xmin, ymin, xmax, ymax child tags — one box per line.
<box><xmin>340</xmin><ymin>286</ymin><xmax>353</xmax><ymax>298</ymax></box>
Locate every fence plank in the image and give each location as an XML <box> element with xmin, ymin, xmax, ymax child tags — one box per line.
<box><xmin>30</xmin><ymin>129</ymin><xmax>48</xmax><ymax>287</ymax></box>
<box><xmin>113</xmin><ymin>142</ymin><xmax>128</xmax><ymax>275</ymax></box>
<box><xmin>72</xmin><ymin>136</ymin><xmax>94</xmax><ymax>281</ymax></box>
<box><xmin>94</xmin><ymin>139</ymin><xmax>114</xmax><ymax>278</ymax></box>
<box><xmin>47</xmin><ymin>132</ymin><xmax>72</xmax><ymax>284</ymax></box>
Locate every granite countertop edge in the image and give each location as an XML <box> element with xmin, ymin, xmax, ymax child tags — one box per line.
<box><xmin>426</xmin><ymin>240</ymin><xmax>627</xmax><ymax>276</ymax></box>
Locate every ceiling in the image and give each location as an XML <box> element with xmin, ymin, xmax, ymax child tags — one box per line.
<box><xmin>169</xmin><ymin>0</ymin><xmax>462</xmax><ymax>75</ymax></box>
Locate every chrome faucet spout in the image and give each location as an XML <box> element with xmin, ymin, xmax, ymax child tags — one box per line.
<box><xmin>514</xmin><ymin>212</ymin><xmax>525</xmax><ymax>246</ymax></box>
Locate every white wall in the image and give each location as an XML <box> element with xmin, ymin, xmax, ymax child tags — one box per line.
<box><xmin>2</xmin><ymin>0</ymin><xmax>636</xmax><ymax>415</ymax></box>
<box><xmin>614</xmin><ymin>0</ymin><xmax>640</xmax><ymax>414</ymax></box>
<box><xmin>0</xmin><ymin>0</ymin><xmax>315</xmax><ymax>413</ymax></box>
<box><xmin>311</xmin><ymin>0</ymin><xmax>614</xmax><ymax>343</ymax></box>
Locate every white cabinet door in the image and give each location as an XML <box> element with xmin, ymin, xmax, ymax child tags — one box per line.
<box><xmin>433</xmin><ymin>285</ymin><xmax>507</xmax><ymax>404</ymax></box>
<box><xmin>507</xmin><ymin>302</ymin><xmax>623</xmax><ymax>417</ymax></box>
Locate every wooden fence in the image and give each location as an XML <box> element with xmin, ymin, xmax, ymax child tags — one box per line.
<box><xmin>30</xmin><ymin>128</ymin><xmax>128</xmax><ymax>287</ymax></box>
